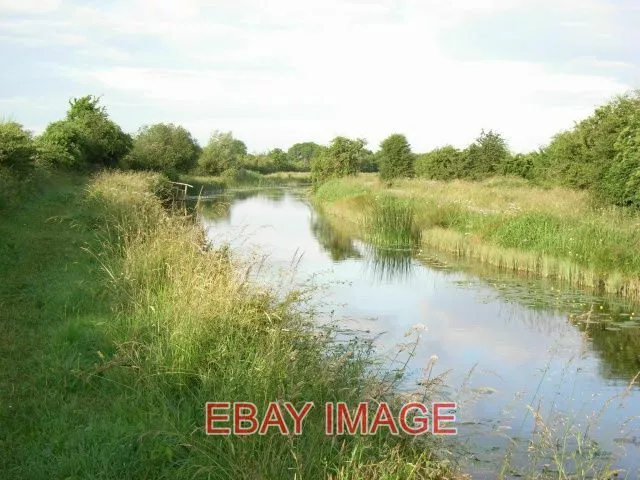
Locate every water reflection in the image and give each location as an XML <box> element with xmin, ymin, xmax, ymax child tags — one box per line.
<box><xmin>309</xmin><ymin>210</ymin><xmax>361</xmax><ymax>261</ymax></box>
<box><xmin>199</xmin><ymin>188</ymin><xmax>640</xmax><ymax>476</ymax></box>
<box><xmin>358</xmin><ymin>243</ymin><xmax>415</xmax><ymax>283</ymax></box>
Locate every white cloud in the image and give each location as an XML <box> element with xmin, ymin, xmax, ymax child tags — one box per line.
<box><xmin>0</xmin><ymin>0</ymin><xmax>60</xmax><ymax>14</ymax></box>
<box><xmin>0</xmin><ymin>0</ymin><xmax>636</xmax><ymax>152</ymax></box>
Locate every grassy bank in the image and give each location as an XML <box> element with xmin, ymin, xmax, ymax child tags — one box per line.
<box><xmin>0</xmin><ymin>171</ymin><xmax>449</xmax><ymax>479</ymax></box>
<box><xmin>313</xmin><ymin>174</ymin><xmax>640</xmax><ymax>300</ymax></box>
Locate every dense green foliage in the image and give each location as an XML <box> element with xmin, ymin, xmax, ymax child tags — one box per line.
<box><xmin>2</xmin><ymin>90</ymin><xmax>640</xmax><ymax>210</ymax></box>
<box><xmin>311</xmin><ymin>136</ymin><xmax>366</xmax><ymax>184</ymax></box>
<box><xmin>378</xmin><ymin>134</ymin><xmax>414</xmax><ymax>180</ymax></box>
<box><xmin>198</xmin><ymin>130</ymin><xmax>246</xmax><ymax>175</ymax></box>
<box><xmin>415</xmin><ymin>146</ymin><xmax>462</xmax><ymax>180</ymax></box>
<box><xmin>287</xmin><ymin>141</ymin><xmax>323</xmax><ymax>170</ymax></box>
<box><xmin>410</xmin><ymin>91</ymin><xmax>640</xmax><ymax>210</ymax></box>
<box><xmin>0</xmin><ymin>121</ymin><xmax>35</xmax><ymax>175</ymax></box>
<box><xmin>462</xmin><ymin>129</ymin><xmax>510</xmax><ymax>180</ymax></box>
<box><xmin>36</xmin><ymin>95</ymin><xmax>131</xmax><ymax>170</ymax></box>
<box><xmin>123</xmin><ymin>123</ymin><xmax>200</xmax><ymax>176</ymax></box>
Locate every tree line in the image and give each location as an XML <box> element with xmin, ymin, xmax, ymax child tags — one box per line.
<box><xmin>2</xmin><ymin>91</ymin><xmax>639</xmax><ymax>208</ymax></box>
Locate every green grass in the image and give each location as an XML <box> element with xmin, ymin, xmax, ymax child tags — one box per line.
<box><xmin>314</xmin><ymin>176</ymin><xmax>640</xmax><ymax>300</ymax></box>
<box><xmin>0</xmin><ymin>170</ymin><xmax>451</xmax><ymax>479</ymax></box>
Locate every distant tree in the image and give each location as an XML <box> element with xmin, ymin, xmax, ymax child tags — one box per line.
<box><xmin>311</xmin><ymin>136</ymin><xmax>366</xmax><ymax>184</ymax></box>
<box><xmin>462</xmin><ymin>129</ymin><xmax>510</xmax><ymax>180</ymax></box>
<box><xmin>36</xmin><ymin>95</ymin><xmax>131</xmax><ymax>169</ymax></box>
<box><xmin>198</xmin><ymin>131</ymin><xmax>247</xmax><ymax>175</ymax></box>
<box><xmin>122</xmin><ymin>123</ymin><xmax>200</xmax><ymax>176</ymax></box>
<box><xmin>287</xmin><ymin>142</ymin><xmax>322</xmax><ymax>170</ymax></box>
<box><xmin>378</xmin><ymin>134</ymin><xmax>414</xmax><ymax>180</ymax></box>
<box><xmin>268</xmin><ymin>148</ymin><xmax>290</xmax><ymax>171</ymax></box>
<box><xmin>0</xmin><ymin>121</ymin><xmax>36</xmax><ymax>175</ymax></box>
<box><xmin>414</xmin><ymin>145</ymin><xmax>463</xmax><ymax>180</ymax></box>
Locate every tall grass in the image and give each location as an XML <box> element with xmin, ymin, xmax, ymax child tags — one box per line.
<box><xmin>364</xmin><ymin>195</ymin><xmax>421</xmax><ymax>248</ymax></box>
<box><xmin>79</xmin><ymin>171</ymin><xmax>451</xmax><ymax>478</ymax></box>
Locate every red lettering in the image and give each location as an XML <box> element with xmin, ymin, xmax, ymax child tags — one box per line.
<box><xmin>336</xmin><ymin>402</ymin><xmax>369</xmax><ymax>435</ymax></box>
<box><xmin>369</xmin><ymin>402</ymin><xmax>399</xmax><ymax>435</ymax></box>
<box><xmin>433</xmin><ymin>402</ymin><xmax>457</xmax><ymax>435</ymax></box>
<box><xmin>284</xmin><ymin>402</ymin><xmax>314</xmax><ymax>435</ymax></box>
<box><xmin>325</xmin><ymin>403</ymin><xmax>334</xmax><ymax>435</ymax></box>
<box><xmin>259</xmin><ymin>402</ymin><xmax>289</xmax><ymax>435</ymax></box>
<box><xmin>205</xmin><ymin>402</ymin><xmax>231</xmax><ymax>435</ymax></box>
<box><xmin>233</xmin><ymin>402</ymin><xmax>259</xmax><ymax>435</ymax></box>
<box><xmin>399</xmin><ymin>402</ymin><xmax>429</xmax><ymax>435</ymax></box>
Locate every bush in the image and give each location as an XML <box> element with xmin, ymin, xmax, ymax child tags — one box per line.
<box><xmin>414</xmin><ymin>146</ymin><xmax>462</xmax><ymax>180</ymax></box>
<box><xmin>542</xmin><ymin>91</ymin><xmax>640</xmax><ymax>190</ymax></box>
<box><xmin>0</xmin><ymin>121</ymin><xmax>35</xmax><ymax>175</ymax></box>
<box><xmin>36</xmin><ymin>96</ymin><xmax>131</xmax><ymax>170</ymax></box>
<box><xmin>311</xmin><ymin>137</ymin><xmax>365</xmax><ymax>184</ymax></box>
<box><xmin>378</xmin><ymin>134</ymin><xmax>414</xmax><ymax>180</ymax></box>
<box><xmin>122</xmin><ymin>123</ymin><xmax>200</xmax><ymax>176</ymax></box>
<box><xmin>197</xmin><ymin>131</ymin><xmax>246</xmax><ymax>175</ymax></box>
<box><xmin>461</xmin><ymin>129</ymin><xmax>510</xmax><ymax>180</ymax></box>
<box><xmin>599</xmin><ymin>114</ymin><xmax>640</xmax><ymax>207</ymax></box>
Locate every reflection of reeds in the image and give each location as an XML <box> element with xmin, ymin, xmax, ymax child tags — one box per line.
<box><xmin>361</xmin><ymin>244</ymin><xmax>415</xmax><ymax>283</ymax></box>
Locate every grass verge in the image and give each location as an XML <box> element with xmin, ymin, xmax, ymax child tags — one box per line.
<box><xmin>0</xmin><ymin>170</ymin><xmax>451</xmax><ymax>479</ymax></box>
<box><xmin>313</xmin><ymin>175</ymin><xmax>640</xmax><ymax>300</ymax></box>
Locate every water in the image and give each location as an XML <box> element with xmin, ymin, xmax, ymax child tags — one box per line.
<box><xmin>198</xmin><ymin>187</ymin><xmax>640</xmax><ymax>478</ymax></box>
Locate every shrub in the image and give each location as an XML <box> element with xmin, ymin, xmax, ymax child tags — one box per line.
<box><xmin>415</xmin><ymin>146</ymin><xmax>462</xmax><ymax>180</ymax></box>
<box><xmin>0</xmin><ymin>121</ymin><xmax>35</xmax><ymax>175</ymax></box>
<box><xmin>461</xmin><ymin>129</ymin><xmax>510</xmax><ymax>180</ymax></box>
<box><xmin>197</xmin><ymin>131</ymin><xmax>246</xmax><ymax>175</ymax></box>
<box><xmin>311</xmin><ymin>137</ymin><xmax>365</xmax><ymax>184</ymax></box>
<box><xmin>599</xmin><ymin>114</ymin><xmax>640</xmax><ymax>207</ymax></box>
<box><xmin>122</xmin><ymin>123</ymin><xmax>200</xmax><ymax>176</ymax></box>
<box><xmin>378</xmin><ymin>134</ymin><xmax>414</xmax><ymax>180</ymax></box>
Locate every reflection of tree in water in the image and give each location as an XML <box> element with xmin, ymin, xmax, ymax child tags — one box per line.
<box><xmin>309</xmin><ymin>211</ymin><xmax>361</xmax><ymax>261</ymax></box>
<box><xmin>196</xmin><ymin>197</ymin><xmax>232</xmax><ymax>222</ymax></box>
<box><xmin>466</xmin><ymin>269</ymin><xmax>640</xmax><ymax>383</ymax></box>
<box><xmin>572</xmin><ymin>309</ymin><xmax>640</xmax><ymax>383</ymax></box>
<box><xmin>233</xmin><ymin>188</ymin><xmax>286</xmax><ymax>203</ymax></box>
<box><xmin>361</xmin><ymin>244</ymin><xmax>415</xmax><ymax>283</ymax></box>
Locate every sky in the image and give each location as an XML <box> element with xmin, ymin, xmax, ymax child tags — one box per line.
<box><xmin>0</xmin><ymin>0</ymin><xmax>638</xmax><ymax>154</ymax></box>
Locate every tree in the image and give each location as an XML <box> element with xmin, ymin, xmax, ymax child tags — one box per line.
<box><xmin>311</xmin><ymin>136</ymin><xmax>366</xmax><ymax>184</ymax></box>
<box><xmin>462</xmin><ymin>129</ymin><xmax>510</xmax><ymax>180</ymax></box>
<box><xmin>0</xmin><ymin>121</ymin><xmax>36</xmax><ymax>175</ymax></box>
<box><xmin>268</xmin><ymin>148</ymin><xmax>290</xmax><ymax>171</ymax></box>
<box><xmin>543</xmin><ymin>91</ymin><xmax>640</xmax><ymax>189</ymax></box>
<box><xmin>198</xmin><ymin>131</ymin><xmax>247</xmax><ymax>175</ymax></box>
<box><xmin>123</xmin><ymin>123</ymin><xmax>200</xmax><ymax>175</ymax></box>
<box><xmin>36</xmin><ymin>95</ymin><xmax>131</xmax><ymax>169</ymax></box>
<box><xmin>414</xmin><ymin>146</ymin><xmax>463</xmax><ymax>180</ymax></box>
<box><xmin>287</xmin><ymin>142</ymin><xmax>322</xmax><ymax>171</ymax></box>
<box><xmin>378</xmin><ymin>134</ymin><xmax>414</xmax><ymax>181</ymax></box>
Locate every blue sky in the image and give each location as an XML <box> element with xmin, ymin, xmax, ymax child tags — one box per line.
<box><xmin>1</xmin><ymin>0</ymin><xmax>638</xmax><ymax>153</ymax></box>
